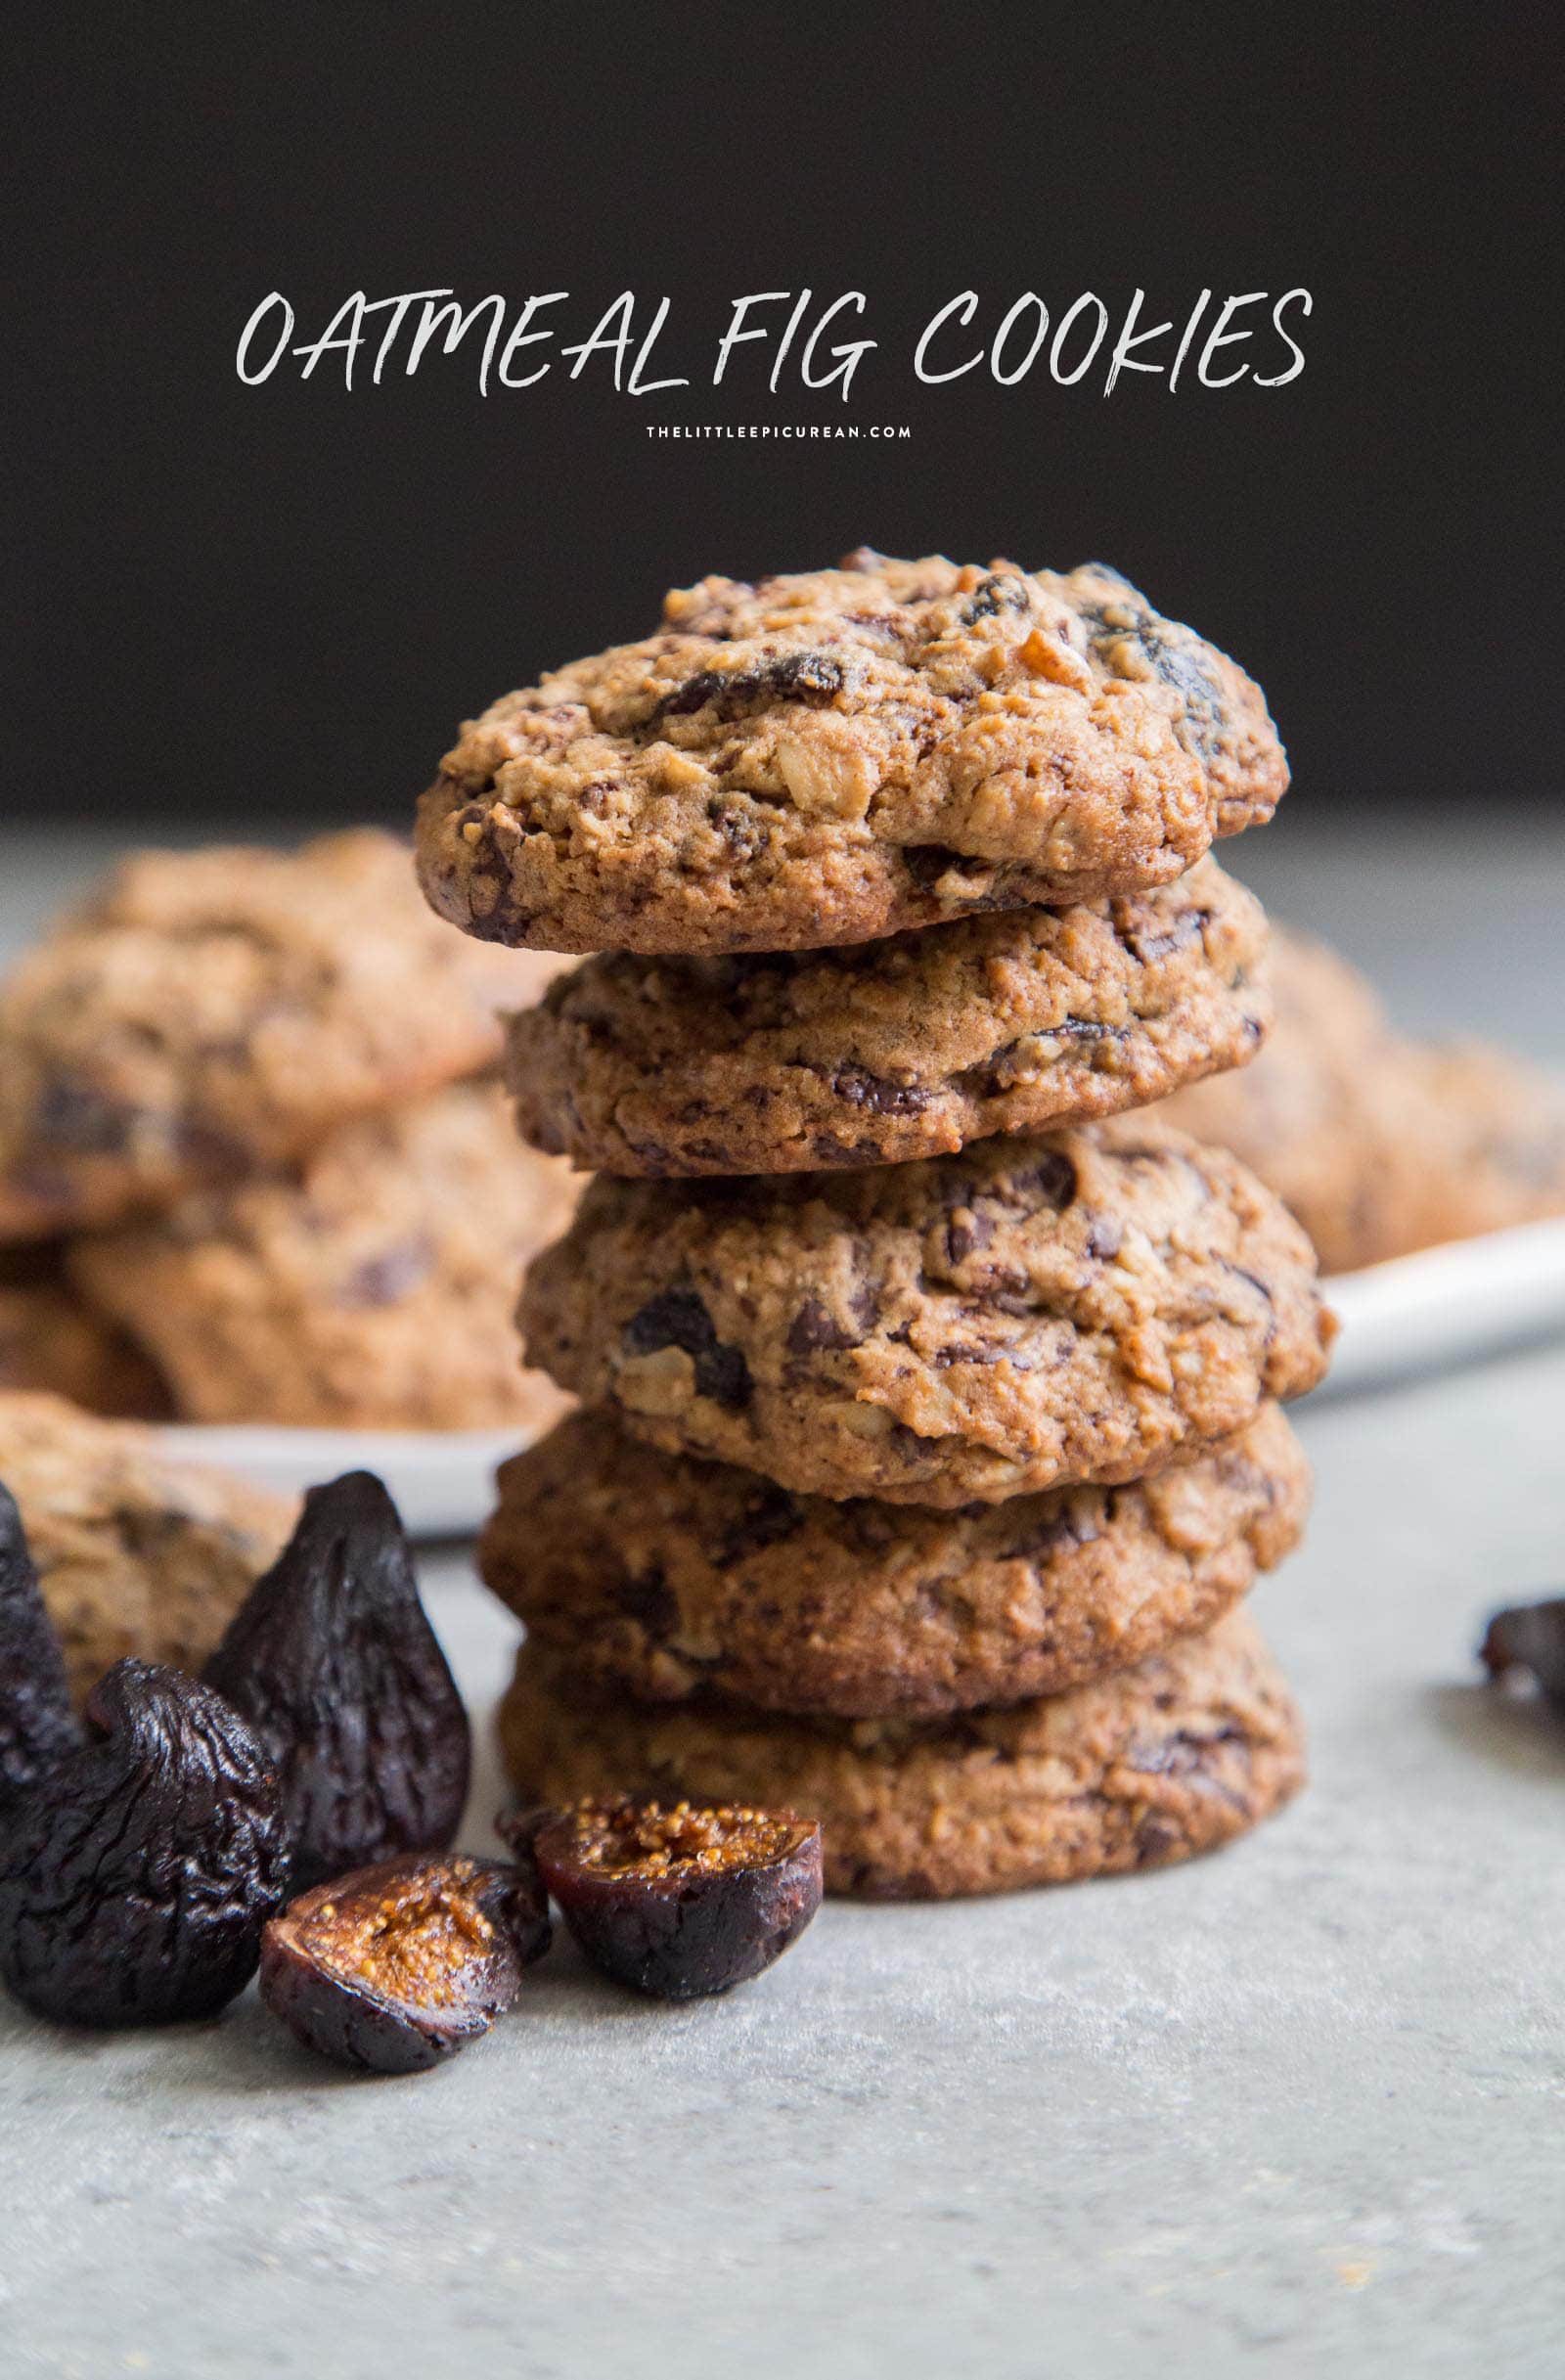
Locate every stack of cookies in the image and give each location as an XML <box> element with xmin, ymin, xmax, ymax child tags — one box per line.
<box><xmin>0</xmin><ymin>831</ymin><xmax>576</xmax><ymax>1430</ymax></box>
<box><xmin>416</xmin><ymin>551</ymin><xmax>1335</xmax><ymax>1898</ymax></box>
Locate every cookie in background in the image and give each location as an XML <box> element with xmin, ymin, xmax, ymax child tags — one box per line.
<box><xmin>0</xmin><ymin>829</ymin><xmax>559</xmax><ymax>1241</ymax></box>
<box><xmin>0</xmin><ymin>831</ymin><xmax>575</xmax><ymax>1430</ymax></box>
<box><xmin>1153</xmin><ymin>925</ymin><xmax>1565</xmax><ymax>1272</ymax></box>
<box><xmin>0</xmin><ymin>1391</ymin><xmax>294</xmax><ymax>1701</ymax></box>
<box><xmin>0</xmin><ymin>1244</ymin><xmax>170</xmax><ymax>1417</ymax></box>
<box><xmin>68</xmin><ymin>1081</ymin><xmax>578</xmax><ymax>1432</ymax></box>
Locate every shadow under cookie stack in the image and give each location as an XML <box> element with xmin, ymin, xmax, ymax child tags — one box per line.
<box><xmin>418</xmin><ymin>551</ymin><xmax>1335</xmax><ymax>1900</ymax></box>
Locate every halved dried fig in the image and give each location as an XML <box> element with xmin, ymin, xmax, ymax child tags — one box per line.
<box><xmin>204</xmin><ymin>1471</ymin><xmax>470</xmax><ymax>1892</ymax></box>
<box><xmin>0</xmin><ymin>1480</ymin><xmax>80</xmax><ymax>1798</ymax></box>
<box><xmin>0</xmin><ymin>1657</ymin><xmax>288</xmax><ymax>2027</ymax></box>
<box><xmin>259</xmin><ymin>1854</ymin><xmax>551</xmax><ymax>2074</ymax></box>
<box><xmin>513</xmin><ymin>1797</ymin><xmax>823</xmax><ymax>1999</ymax></box>
<box><xmin>1480</xmin><ymin>1597</ymin><xmax>1565</xmax><ymax>1718</ymax></box>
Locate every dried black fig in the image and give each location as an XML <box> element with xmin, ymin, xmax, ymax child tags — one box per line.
<box><xmin>514</xmin><ymin>1797</ymin><xmax>823</xmax><ymax>1999</ymax></box>
<box><xmin>1480</xmin><ymin>1597</ymin><xmax>1565</xmax><ymax>1718</ymax></box>
<box><xmin>0</xmin><ymin>1481</ymin><xmax>80</xmax><ymax>1798</ymax></box>
<box><xmin>259</xmin><ymin>1853</ymin><xmax>551</xmax><ymax>2074</ymax></box>
<box><xmin>0</xmin><ymin>1658</ymin><xmax>288</xmax><ymax>2027</ymax></box>
<box><xmin>204</xmin><ymin>1472</ymin><xmax>470</xmax><ymax>1892</ymax></box>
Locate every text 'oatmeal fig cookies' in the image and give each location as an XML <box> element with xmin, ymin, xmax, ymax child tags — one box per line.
<box><xmin>416</xmin><ymin>554</ymin><xmax>1287</xmax><ymax>956</ymax></box>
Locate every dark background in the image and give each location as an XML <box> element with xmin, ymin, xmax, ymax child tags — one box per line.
<box><xmin>5</xmin><ymin>8</ymin><xmax>1558</xmax><ymax>830</ymax></box>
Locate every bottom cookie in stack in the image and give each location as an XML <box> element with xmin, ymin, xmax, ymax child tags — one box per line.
<box><xmin>483</xmin><ymin>1403</ymin><xmax>1311</xmax><ymax>1899</ymax></box>
<box><xmin>497</xmin><ymin>1611</ymin><xmax>1304</xmax><ymax>1902</ymax></box>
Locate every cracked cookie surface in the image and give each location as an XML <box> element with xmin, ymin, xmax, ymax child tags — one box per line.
<box><xmin>68</xmin><ymin>1080</ymin><xmax>580</xmax><ymax>1429</ymax></box>
<box><xmin>0</xmin><ymin>830</ymin><xmax>560</xmax><ymax>1239</ymax></box>
<box><xmin>1156</xmin><ymin>926</ymin><xmax>1565</xmax><ymax>1272</ymax></box>
<box><xmin>0</xmin><ymin>1392</ymin><xmax>294</xmax><ymax>1702</ymax></box>
<box><xmin>519</xmin><ymin>1121</ymin><xmax>1333</xmax><ymax>1505</ymax></box>
<box><xmin>510</xmin><ymin>855</ymin><xmax>1269</xmax><ymax>1176</ymax></box>
<box><xmin>418</xmin><ymin>553</ymin><xmax>1287</xmax><ymax>956</ymax></box>
<box><xmin>498</xmin><ymin>1607</ymin><xmax>1306</xmax><ymax>1900</ymax></box>
<box><xmin>481</xmin><ymin>1402</ymin><xmax>1310</xmax><ymax>1717</ymax></box>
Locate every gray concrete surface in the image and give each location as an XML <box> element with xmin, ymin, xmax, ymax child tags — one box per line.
<box><xmin>1</xmin><ymin>825</ymin><xmax>1562</xmax><ymax>2376</ymax></box>
<box><xmin>3</xmin><ymin>1345</ymin><xmax>1563</xmax><ymax>2379</ymax></box>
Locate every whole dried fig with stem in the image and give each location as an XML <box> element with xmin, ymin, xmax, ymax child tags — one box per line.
<box><xmin>513</xmin><ymin>1797</ymin><xmax>823</xmax><ymax>2000</ymax></box>
<box><xmin>0</xmin><ymin>1481</ymin><xmax>80</xmax><ymax>1799</ymax></box>
<box><xmin>260</xmin><ymin>1853</ymin><xmax>551</xmax><ymax>2074</ymax></box>
<box><xmin>204</xmin><ymin>1471</ymin><xmax>470</xmax><ymax>1893</ymax></box>
<box><xmin>0</xmin><ymin>1657</ymin><xmax>289</xmax><ymax>2027</ymax></box>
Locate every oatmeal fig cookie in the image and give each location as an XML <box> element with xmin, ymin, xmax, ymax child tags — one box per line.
<box><xmin>0</xmin><ymin>1392</ymin><xmax>293</xmax><ymax>1703</ymax></box>
<box><xmin>481</xmin><ymin>1401</ymin><xmax>1311</xmax><ymax>1718</ymax></box>
<box><xmin>68</xmin><ymin>1081</ymin><xmax>580</xmax><ymax>1431</ymax></box>
<box><xmin>417</xmin><ymin>553</ymin><xmax>1287</xmax><ymax>956</ymax></box>
<box><xmin>1385</xmin><ymin>1043</ymin><xmax>1565</xmax><ymax>1254</ymax></box>
<box><xmin>1156</xmin><ymin>926</ymin><xmax>1565</xmax><ymax>1273</ymax></box>
<box><xmin>0</xmin><ymin>1244</ymin><xmax>169</xmax><ymax>1417</ymax></box>
<box><xmin>498</xmin><ymin>1608</ymin><xmax>1306</xmax><ymax>1900</ymax></box>
<box><xmin>518</xmin><ymin>1121</ymin><xmax>1333</xmax><ymax>1506</ymax></box>
<box><xmin>509</xmin><ymin>855</ymin><xmax>1270</xmax><ymax>1177</ymax></box>
<box><xmin>0</xmin><ymin>830</ymin><xmax>562</xmax><ymax>1240</ymax></box>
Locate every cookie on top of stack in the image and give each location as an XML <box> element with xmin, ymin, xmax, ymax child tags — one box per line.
<box><xmin>417</xmin><ymin>550</ymin><xmax>1335</xmax><ymax>1899</ymax></box>
<box><xmin>0</xmin><ymin>830</ymin><xmax>576</xmax><ymax>1429</ymax></box>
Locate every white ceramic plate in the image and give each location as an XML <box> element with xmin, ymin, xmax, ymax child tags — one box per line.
<box><xmin>153</xmin><ymin>1423</ymin><xmax>523</xmax><ymax>1539</ymax></box>
<box><xmin>1313</xmin><ymin>1214</ymin><xmax>1565</xmax><ymax>1396</ymax></box>
<box><xmin>154</xmin><ymin>1216</ymin><xmax>1565</xmax><ymax>1535</ymax></box>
